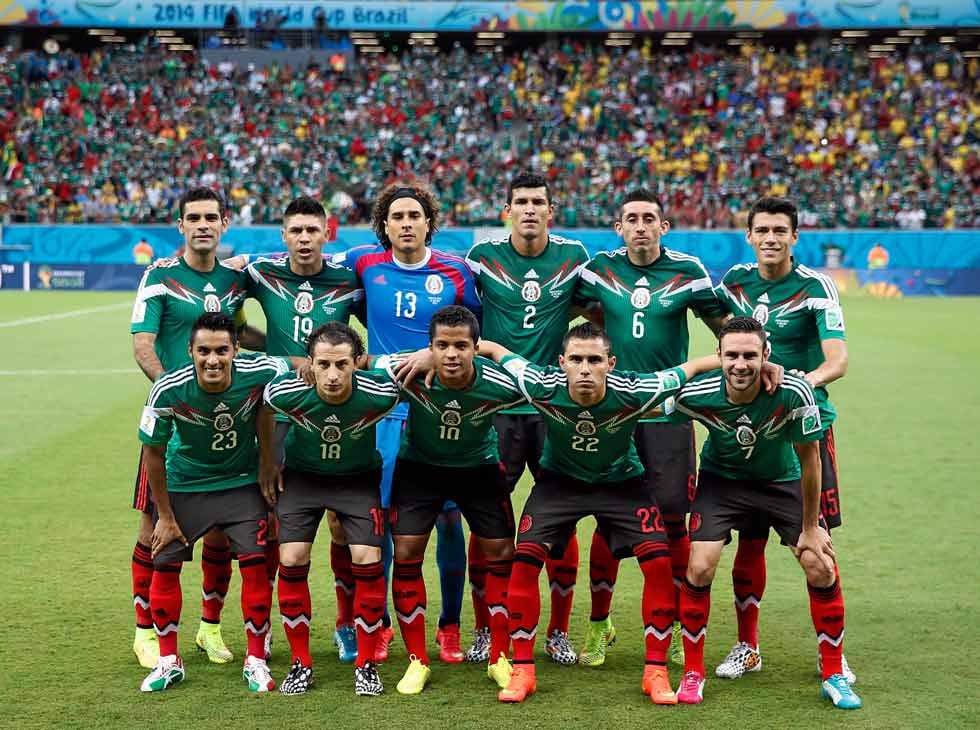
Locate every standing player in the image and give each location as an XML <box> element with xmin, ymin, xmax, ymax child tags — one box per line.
<box><xmin>714</xmin><ymin>197</ymin><xmax>855</xmax><ymax>683</ymax></box>
<box><xmin>263</xmin><ymin>323</ymin><xmax>398</xmax><ymax>696</ymax></box>
<box><xmin>245</xmin><ymin>196</ymin><xmax>365</xmax><ymax>662</ymax></box>
<box><xmin>378</xmin><ymin>306</ymin><xmax>524</xmax><ymax>694</ymax></box>
<box><xmin>137</xmin><ymin>313</ymin><xmax>286</xmax><ymax>692</ymax></box>
<box><xmin>573</xmin><ymin>189</ymin><xmax>728</xmax><ymax>666</ymax></box>
<box><xmin>463</xmin><ymin>172</ymin><xmax>590</xmax><ymax>665</ymax></box>
<box><xmin>478</xmin><ymin>322</ymin><xmax>721</xmax><ymax>704</ymax></box>
<box><xmin>668</xmin><ymin>317</ymin><xmax>861</xmax><ymax>709</ymax></box>
<box><xmin>130</xmin><ymin>188</ymin><xmax>262</xmax><ymax>668</ymax></box>
<box><xmin>333</xmin><ymin>183</ymin><xmax>482</xmax><ymax>663</ymax></box>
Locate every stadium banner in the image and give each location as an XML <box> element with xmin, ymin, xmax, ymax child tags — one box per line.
<box><xmin>3</xmin><ymin>1</ymin><xmax>976</xmax><ymax>31</ymax></box>
<box><xmin>0</xmin><ymin>262</ymin><xmax>28</xmax><ymax>290</ymax></box>
<box><xmin>2</xmin><ymin>225</ymin><xmax>979</xmax><ymax>272</ymax></box>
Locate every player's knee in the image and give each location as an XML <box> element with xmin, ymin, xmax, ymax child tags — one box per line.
<box><xmin>393</xmin><ymin>535</ymin><xmax>426</xmax><ymax>562</ymax></box>
<box><xmin>686</xmin><ymin>553</ymin><xmax>718</xmax><ymax>585</ymax></box>
<box><xmin>800</xmin><ymin>554</ymin><xmax>834</xmax><ymax>587</ymax></box>
<box><xmin>137</xmin><ymin>513</ymin><xmax>153</xmax><ymax>544</ymax></box>
<box><xmin>203</xmin><ymin>529</ymin><xmax>230</xmax><ymax>549</ymax></box>
<box><xmin>477</xmin><ymin>537</ymin><xmax>514</xmax><ymax>562</ymax></box>
<box><xmin>279</xmin><ymin>542</ymin><xmax>311</xmax><ymax>567</ymax></box>
<box><xmin>349</xmin><ymin>544</ymin><xmax>382</xmax><ymax>565</ymax></box>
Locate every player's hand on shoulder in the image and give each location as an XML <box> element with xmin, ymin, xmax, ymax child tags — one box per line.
<box><xmin>147</xmin><ymin>256</ymin><xmax>179</xmax><ymax>270</ymax></box>
<box><xmin>151</xmin><ymin>515</ymin><xmax>187</xmax><ymax>559</ymax></box>
<box><xmin>761</xmin><ymin>361</ymin><xmax>785</xmax><ymax>394</ymax></box>
<box><xmin>296</xmin><ymin>360</ymin><xmax>315</xmax><ymax>386</ymax></box>
<box><xmin>393</xmin><ymin>349</ymin><xmax>436</xmax><ymax>388</ymax></box>
<box><xmin>221</xmin><ymin>254</ymin><xmax>249</xmax><ymax>271</ymax></box>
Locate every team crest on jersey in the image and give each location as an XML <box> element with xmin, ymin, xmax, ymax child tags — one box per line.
<box><xmin>575</xmin><ymin>420</ymin><xmax>597</xmax><ymax>436</ymax></box>
<box><xmin>294</xmin><ymin>291</ymin><xmax>314</xmax><ymax>315</ymax></box>
<box><xmin>631</xmin><ymin>287</ymin><xmax>651</xmax><ymax>309</ymax></box>
<box><xmin>521</xmin><ymin>280</ymin><xmax>541</xmax><ymax>303</ymax></box>
<box><xmin>321</xmin><ymin>425</ymin><xmax>342</xmax><ymax>443</ymax></box>
<box><xmin>425</xmin><ymin>275</ymin><xmax>444</xmax><ymax>295</ymax></box>
<box><xmin>441</xmin><ymin>410</ymin><xmax>462</xmax><ymax>427</ymax></box>
<box><xmin>203</xmin><ymin>294</ymin><xmax>221</xmax><ymax>313</ymax></box>
<box><xmin>214</xmin><ymin>413</ymin><xmax>235</xmax><ymax>432</ymax></box>
<box><xmin>752</xmin><ymin>304</ymin><xmax>769</xmax><ymax>325</ymax></box>
<box><xmin>735</xmin><ymin>425</ymin><xmax>757</xmax><ymax>446</ymax></box>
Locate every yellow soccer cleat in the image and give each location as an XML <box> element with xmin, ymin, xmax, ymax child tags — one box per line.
<box><xmin>487</xmin><ymin>653</ymin><xmax>513</xmax><ymax>689</ymax></box>
<box><xmin>133</xmin><ymin>627</ymin><xmax>160</xmax><ymax>669</ymax></box>
<box><xmin>195</xmin><ymin>621</ymin><xmax>233</xmax><ymax>664</ymax></box>
<box><xmin>396</xmin><ymin>655</ymin><xmax>431</xmax><ymax>695</ymax></box>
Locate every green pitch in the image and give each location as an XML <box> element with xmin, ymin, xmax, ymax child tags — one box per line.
<box><xmin>1</xmin><ymin>292</ymin><xmax>978</xmax><ymax>729</ymax></box>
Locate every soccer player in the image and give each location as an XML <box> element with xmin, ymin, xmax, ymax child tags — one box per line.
<box><xmin>463</xmin><ymin>171</ymin><xmax>590</xmax><ymax>665</ymax></box>
<box><xmin>714</xmin><ymin>197</ymin><xmax>855</xmax><ymax>683</ymax></box>
<box><xmin>245</xmin><ymin>196</ymin><xmax>365</xmax><ymax>662</ymax></box>
<box><xmin>478</xmin><ymin>322</ymin><xmax>721</xmax><ymax>704</ymax></box>
<box><xmin>379</xmin><ymin>306</ymin><xmax>523</xmax><ymax>694</ymax></box>
<box><xmin>334</xmin><ymin>183</ymin><xmax>482</xmax><ymax>663</ymax></box>
<box><xmin>263</xmin><ymin>323</ymin><xmax>398</xmax><ymax>696</ymax></box>
<box><xmin>130</xmin><ymin>188</ymin><xmax>263</xmax><ymax>668</ymax></box>
<box><xmin>668</xmin><ymin>317</ymin><xmax>861</xmax><ymax>709</ymax></box>
<box><xmin>137</xmin><ymin>313</ymin><xmax>287</xmax><ymax>692</ymax></box>
<box><xmin>574</xmin><ymin>189</ymin><xmax>728</xmax><ymax>666</ymax></box>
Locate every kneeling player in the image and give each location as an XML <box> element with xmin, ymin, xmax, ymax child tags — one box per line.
<box><xmin>137</xmin><ymin>313</ymin><xmax>287</xmax><ymax>692</ymax></box>
<box><xmin>380</xmin><ymin>306</ymin><xmax>525</xmax><ymax>695</ymax></box>
<box><xmin>263</xmin><ymin>323</ymin><xmax>399</xmax><ymax>696</ymax></box>
<box><xmin>479</xmin><ymin>322</ymin><xmax>720</xmax><ymax>704</ymax></box>
<box><xmin>668</xmin><ymin>317</ymin><xmax>861</xmax><ymax>709</ymax></box>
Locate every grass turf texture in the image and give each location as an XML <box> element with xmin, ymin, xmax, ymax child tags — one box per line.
<box><xmin>1</xmin><ymin>291</ymin><xmax>978</xmax><ymax>729</ymax></box>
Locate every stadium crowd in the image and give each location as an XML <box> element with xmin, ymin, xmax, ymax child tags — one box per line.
<box><xmin>0</xmin><ymin>36</ymin><xmax>977</xmax><ymax>228</ymax></box>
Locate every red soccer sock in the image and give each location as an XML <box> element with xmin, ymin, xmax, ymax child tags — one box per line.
<box><xmin>508</xmin><ymin>543</ymin><xmax>547</xmax><ymax>665</ymax></box>
<box><xmin>201</xmin><ymin>543</ymin><xmax>232</xmax><ymax>624</ymax></box>
<box><xmin>468</xmin><ymin>533</ymin><xmax>490</xmax><ymax>630</ymax></box>
<box><xmin>239</xmin><ymin>553</ymin><xmax>272</xmax><ymax>660</ymax></box>
<box><xmin>635</xmin><ymin>541</ymin><xmax>674</xmax><ymax>665</ymax></box>
<box><xmin>588</xmin><ymin>531</ymin><xmax>620</xmax><ymax>622</ymax></box>
<box><xmin>485</xmin><ymin>557</ymin><xmax>512</xmax><ymax>661</ymax></box>
<box><xmin>330</xmin><ymin>542</ymin><xmax>355</xmax><ymax>628</ymax></box>
<box><xmin>664</xmin><ymin>517</ymin><xmax>690</xmax><ymax>615</ymax></box>
<box><xmin>393</xmin><ymin>559</ymin><xmax>428</xmax><ymax>664</ymax></box>
<box><xmin>809</xmin><ymin>577</ymin><xmax>845</xmax><ymax>679</ymax></box>
<box><xmin>150</xmin><ymin>563</ymin><xmax>183</xmax><ymax>657</ymax></box>
<box><xmin>546</xmin><ymin>533</ymin><xmax>578</xmax><ymax>635</ymax></box>
<box><xmin>352</xmin><ymin>561</ymin><xmax>386</xmax><ymax>667</ymax></box>
<box><xmin>732</xmin><ymin>536</ymin><xmax>768</xmax><ymax>648</ymax></box>
<box><xmin>264</xmin><ymin>539</ymin><xmax>279</xmax><ymax>588</ymax></box>
<box><xmin>679</xmin><ymin>577</ymin><xmax>711</xmax><ymax>676</ymax></box>
<box><xmin>277</xmin><ymin>562</ymin><xmax>312</xmax><ymax>666</ymax></box>
<box><xmin>132</xmin><ymin>542</ymin><xmax>154</xmax><ymax>629</ymax></box>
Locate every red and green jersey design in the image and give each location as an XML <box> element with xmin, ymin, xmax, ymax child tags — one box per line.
<box><xmin>665</xmin><ymin>371</ymin><xmax>822</xmax><ymax>482</ymax></box>
<box><xmin>138</xmin><ymin>354</ymin><xmax>289</xmax><ymax>492</ymax></box>
<box><xmin>263</xmin><ymin>370</ymin><xmax>399</xmax><ymax>476</ymax></box>
<box><xmin>465</xmin><ymin>234</ymin><xmax>589</xmax><ymax>415</ymax></box>
<box><xmin>717</xmin><ymin>261</ymin><xmax>845</xmax><ymax>425</ymax></box>
<box><xmin>245</xmin><ymin>257</ymin><xmax>364</xmax><ymax>357</ymax></box>
<box><xmin>383</xmin><ymin>354</ymin><xmax>525</xmax><ymax>468</ymax></box>
<box><xmin>502</xmin><ymin>355</ymin><xmax>686</xmax><ymax>483</ymax></box>
<box><xmin>130</xmin><ymin>258</ymin><xmax>248</xmax><ymax>371</ymax></box>
<box><xmin>577</xmin><ymin>246</ymin><xmax>723</xmax><ymax>421</ymax></box>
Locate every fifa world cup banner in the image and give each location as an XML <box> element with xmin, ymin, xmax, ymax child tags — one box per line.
<box><xmin>3</xmin><ymin>1</ymin><xmax>977</xmax><ymax>30</ymax></box>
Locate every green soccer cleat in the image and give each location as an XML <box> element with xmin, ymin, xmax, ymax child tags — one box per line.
<box><xmin>669</xmin><ymin>622</ymin><xmax>685</xmax><ymax>666</ymax></box>
<box><xmin>195</xmin><ymin>621</ymin><xmax>233</xmax><ymax>664</ymax></box>
<box><xmin>578</xmin><ymin>618</ymin><xmax>616</xmax><ymax>667</ymax></box>
<box><xmin>821</xmin><ymin>674</ymin><xmax>862</xmax><ymax>709</ymax></box>
<box><xmin>133</xmin><ymin>627</ymin><xmax>160</xmax><ymax>669</ymax></box>
<box><xmin>140</xmin><ymin>654</ymin><xmax>185</xmax><ymax>693</ymax></box>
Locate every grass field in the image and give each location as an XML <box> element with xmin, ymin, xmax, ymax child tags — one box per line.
<box><xmin>2</xmin><ymin>291</ymin><xmax>979</xmax><ymax>729</ymax></box>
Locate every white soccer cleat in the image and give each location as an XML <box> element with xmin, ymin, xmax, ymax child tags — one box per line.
<box><xmin>715</xmin><ymin>642</ymin><xmax>762</xmax><ymax>679</ymax></box>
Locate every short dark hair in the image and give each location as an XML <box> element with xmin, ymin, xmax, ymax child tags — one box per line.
<box><xmin>372</xmin><ymin>181</ymin><xmax>440</xmax><ymax>249</ymax></box>
<box><xmin>618</xmin><ymin>188</ymin><xmax>665</xmax><ymax>220</ymax></box>
<box><xmin>747</xmin><ymin>196</ymin><xmax>798</xmax><ymax>233</ymax></box>
<box><xmin>178</xmin><ymin>187</ymin><xmax>227</xmax><ymax>219</ymax></box>
<box><xmin>190</xmin><ymin>312</ymin><xmax>238</xmax><ymax>346</ymax></box>
<box><xmin>718</xmin><ymin>316</ymin><xmax>768</xmax><ymax>347</ymax></box>
<box><xmin>306</xmin><ymin>321</ymin><xmax>365</xmax><ymax>361</ymax></box>
<box><xmin>562</xmin><ymin>321</ymin><xmax>612</xmax><ymax>356</ymax></box>
<box><xmin>507</xmin><ymin>171</ymin><xmax>551</xmax><ymax>205</ymax></box>
<box><xmin>283</xmin><ymin>196</ymin><xmax>326</xmax><ymax>222</ymax></box>
<box><xmin>429</xmin><ymin>305</ymin><xmax>480</xmax><ymax>344</ymax></box>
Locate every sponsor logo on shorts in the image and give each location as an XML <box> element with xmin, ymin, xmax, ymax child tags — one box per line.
<box><xmin>214</xmin><ymin>413</ymin><xmax>235</xmax><ymax>432</ymax></box>
<box><xmin>689</xmin><ymin>512</ymin><xmax>702</xmax><ymax>532</ymax></box>
<box><xmin>521</xmin><ymin>280</ymin><xmax>541</xmax><ymax>303</ymax></box>
<box><xmin>294</xmin><ymin>291</ymin><xmax>314</xmax><ymax>314</ymax></box>
<box><xmin>631</xmin><ymin>287</ymin><xmax>651</xmax><ymax>309</ymax></box>
<box><xmin>518</xmin><ymin>514</ymin><xmax>533</xmax><ymax>534</ymax></box>
<box><xmin>203</xmin><ymin>294</ymin><xmax>221</xmax><ymax>312</ymax></box>
<box><xmin>425</xmin><ymin>275</ymin><xmax>444</xmax><ymax>295</ymax></box>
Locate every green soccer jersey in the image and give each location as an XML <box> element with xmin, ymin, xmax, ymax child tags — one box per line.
<box><xmin>263</xmin><ymin>370</ymin><xmax>400</xmax><ymax>476</ymax></box>
<box><xmin>466</xmin><ymin>234</ymin><xmax>590</xmax><ymax>415</ymax></box>
<box><xmin>245</xmin><ymin>257</ymin><xmax>364</xmax><ymax>357</ymax></box>
<box><xmin>576</xmin><ymin>246</ymin><xmax>724</xmax><ymax>422</ymax></box>
<box><xmin>501</xmin><ymin>355</ymin><xmax>687</xmax><ymax>483</ymax></box>
<box><xmin>665</xmin><ymin>371</ymin><xmax>823</xmax><ymax>482</ymax></box>
<box><xmin>131</xmin><ymin>258</ymin><xmax>249</xmax><ymax>371</ymax></box>
<box><xmin>382</xmin><ymin>354</ymin><xmax>526</xmax><ymax>468</ymax></box>
<box><xmin>138</xmin><ymin>354</ymin><xmax>290</xmax><ymax>492</ymax></box>
<box><xmin>716</xmin><ymin>261</ymin><xmax>845</xmax><ymax>425</ymax></box>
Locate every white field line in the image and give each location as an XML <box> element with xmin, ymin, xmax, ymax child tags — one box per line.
<box><xmin>0</xmin><ymin>302</ymin><xmax>130</xmax><ymax>329</ymax></box>
<box><xmin>0</xmin><ymin>368</ymin><xmax>140</xmax><ymax>376</ymax></box>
